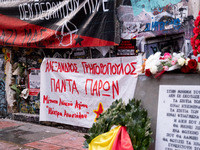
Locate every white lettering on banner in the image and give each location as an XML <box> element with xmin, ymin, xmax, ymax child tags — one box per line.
<box><xmin>17</xmin><ymin>0</ymin><xmax>112</xmax><ymax>47</ymax></box>
<box><xmin>83</xmin><ymin>0</ymin><xmax>109</xmax><ymax>14</ymax></box>
<box><xmin>156</xmin><ymin>85</ymin><xmax>200</xmax><ymax>150</ymax></box>
<box><xmin>0</xmin><ymin>0</ymin><xmax>20</xmax><ymax>3</ymax></box>
<box><xmin>39</xmin><ymin>56</ymin><xmax>141</xmax><ymax>128</ymax></box>
<box><xmin>19</xmin><ymin>1</ymin><xmax>79</xmax><ymax>20</ymax></box>
<box><xmin>19</xmin><ymin>0</ymin><xmax>110</xmax><ymax>21</ymax></box>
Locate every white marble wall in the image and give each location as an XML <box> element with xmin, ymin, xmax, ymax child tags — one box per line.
<box><xmin>189</xmin><ymin>0</ymin><xmax>200</xmax><ymax>19</ymax></box>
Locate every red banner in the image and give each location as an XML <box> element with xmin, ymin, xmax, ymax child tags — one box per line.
<box><xmin>0</xmin><ymin>0</ymin><xmax>120</xmax><ymax>48</ymax></box>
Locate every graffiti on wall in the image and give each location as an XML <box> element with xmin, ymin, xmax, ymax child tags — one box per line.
<box><xmin>118</xmin><ymin>0</ymin><xmax>194</xmax><ymax>55</ymax></box>
<box><xmin>13</xmin><ymin>47</ymin><xmax>98</xmax><ymax>114</ymax></box>
<box><xmin>0</xmin><ymin>79</ymin><xmax>6</xmax><ymax>117</ymax></box>
<box><xmin>0</xmin><ymin>53</ymin><xmax>6</xmax><ymax>117</ymax></box>
<box><xmin>131</xmin><ymin>0</ymin><xmax>182</xmax><ymax>16</ymax></box>
<box><xmin>118</xmin><ymin>0</ymin><xmax>191</xmax><ymax>38</ymax></box>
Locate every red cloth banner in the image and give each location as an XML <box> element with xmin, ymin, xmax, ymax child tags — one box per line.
<box><xmin>0</xmin><ymin>0</ymin><xmax>120</xmax><ymax>48</ymax></box>
<box><xmin>112</xmin><ymin>126</ymin><xmax>134</xmax><ymax>150</ymax></box>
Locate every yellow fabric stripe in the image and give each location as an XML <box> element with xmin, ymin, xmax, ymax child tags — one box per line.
<box><xmin>89</xmin><ymin>126</ymin><xmax>121</xmax><ymax>150</ymax></box>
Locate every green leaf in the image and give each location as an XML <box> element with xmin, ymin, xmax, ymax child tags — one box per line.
<box><xmin>10</xmin><ymin>84</ymin><xmax>21</xmax><ymax>94</ymax></box>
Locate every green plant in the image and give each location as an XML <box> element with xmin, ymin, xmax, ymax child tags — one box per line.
<box><xmin>84</xmin><ymin>98</ymin><xmax>153</xmax><ymax>150</ymax></box>
<box><xmin>10</xmin><ymin>84</ymin><xmax>21</xmax><ymax>95</ymax></box>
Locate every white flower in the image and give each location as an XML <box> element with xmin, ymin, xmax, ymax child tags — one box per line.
<box><xmin>145</xmin><ymin>55</ymin><xmax>154</xmax><ymax>65</ymax></box>
<box><xmin>145</xmin><ymin>52</ymin><xmax>161</xmax><ymax>70</ymax></box>
<box><xmin>145</xmin><ymin>61</ymin><xmax>156</xmax><ymax>70</ymax></box>
<box><xmin>146</xmin><ymin>52</ymin><xmax>161</xmax><ymax>62</ymax></box>
<box><xmin>150</xmin><ymin>65</ymin><xmax>158</xmax><ymax>74</ymax></box>
<box><xmin>177</xmin><ymin>57</ymin><xmax>185</xmax><ymax>66</ymax></box>
<box><xmin>198</xmin><ymin>63</ymin><xmax>200</xmax><ymax>72</ymax></box>
<box><xmin>185</xmin><ymin>58</ymin><xmax>190</xmax><ymax>65</ymax></box>
<box><xmin>173</xmin><ymin>52</ymin><xmax>184</xmax><ymax>59</ymax></box>
<box><xmin>154</xmin><ymin>52</ymin><xmax>161</xmax><ymax>59</ymax></box>
<box><xmin>173</xmin><ymin>53</ymin><xmax>183</xmax><ymax>64</ymax></box>
<box><xmin>155</xmin><ymin>60</ymin><xmax>161</xmax><ymax>66</ymax></box>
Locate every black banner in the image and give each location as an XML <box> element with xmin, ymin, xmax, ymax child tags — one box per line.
<box><xmin>0</xmin><ymin>0</ymin><xmax>120</xmax><ymax>48</ymax></box>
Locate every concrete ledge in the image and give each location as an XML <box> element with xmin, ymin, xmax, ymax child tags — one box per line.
<box><xmin>8</xmin><ymin>113</ymin><xmax>88</xmax><ymax>133</ymax></box>
<box><xmin>10</xmin><ymin>113</ymin><xmax>39</xmax><ymax>124</ymax></box>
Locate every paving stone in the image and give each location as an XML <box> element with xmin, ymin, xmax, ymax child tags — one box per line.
<box><xmin>0</xmin><ymin>140</ymin><xmax>35</xmax><ymax>150</ymax></box>
<box><xmin>0</xmin><ymin>121</ymin><xmax>21</xmax><ymax>129</ymax></box>
<box><xmin>24</xmin><ymin>141</ymin><xmax>64</xmax><ymax>150</ymax></box>
<box><xmin>0</xmin><ymin>118</ymin><xmax>87</xmax><ymax>150</ymax></box>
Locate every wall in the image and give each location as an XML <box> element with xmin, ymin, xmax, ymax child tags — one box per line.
<box><xmin>189</xmin><ymin>0</ymin><xmax>200</xmax><ymax>18</ymax></box>
<box><xmin>0</xmin><ymin>49</ymin><xmax>6</xmax><ymax>117</ymax></box>
<box><xmin>118</xmin><ymin>0</ymin><xmax>200</xmax><ymax>57</ymax></box>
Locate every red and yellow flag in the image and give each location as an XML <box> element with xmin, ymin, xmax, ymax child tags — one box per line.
<box><xmin>89</xmin><ymin>126</ymin><xmax>134</xmax><ymax>150</ymax></box>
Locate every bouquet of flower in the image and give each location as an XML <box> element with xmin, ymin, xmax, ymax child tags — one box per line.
<box><xmin>144</xmin><ymin>52</ymin><xmax>199</xmax><ymax>78</ymax></box>
<box><xmin>191</xmin><ymin>11</ymin><xmax>200</xmax><ymax>62</ymax></box>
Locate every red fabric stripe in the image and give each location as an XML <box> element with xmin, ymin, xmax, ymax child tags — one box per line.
<box><xmin>112</xmin><ymin>126</ymin><xmax>134</xmax><ymax>150</ymax></box>
<box><xmin>0</xmin><ymin>14</ymin><xmax>118</xmax><ymax>48</ymax></box>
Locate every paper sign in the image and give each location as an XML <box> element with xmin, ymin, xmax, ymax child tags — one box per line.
<box><xmin>28</xmin><ymin>68</ymin><xmax>40</xmax><ymax>96</ymax></box>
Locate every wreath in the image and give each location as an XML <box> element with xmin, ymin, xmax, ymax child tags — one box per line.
<box><xmin>84</xmin><ymin>98</ymin><xmax>153</xmax><ymax>150</ymax></box>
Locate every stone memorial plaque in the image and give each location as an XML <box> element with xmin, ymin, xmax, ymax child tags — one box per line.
<box><xmin>156</xmin><ymin>85</ymin><xmax>200</xmax><ymax>150</ymax></box>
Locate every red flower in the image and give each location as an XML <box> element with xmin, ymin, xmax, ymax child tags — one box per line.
<box><xmin>192</xmin><ymin>45</ymin><xmax>196</xmax><ymax>50</ymax></box>
<box><xmin>191</xmin><ymin>13</ymin><xmax>200</xmax><ymax>56</ymax></box>
<box><xmin>181</xmin><ymin>65</ymin><xmax>190</xmax><ymax>73</ymax></box>
<box><xmin>193</xmin><ymin>50</ymin><xmax>198</xmax><ymax>56</ymax></box>
<box><xmin>193</xmin><ymin>27</ymin><xmax>200</xmax><ymax>34</ymax></box>
<box><xmin>188</xmin><ymin>59</ymin><xmax>198</xmax><ymax>70</ymax></box>
<box><xmin>198</xmin><ymin>57</ymin><xmax>200</xmax><ymax>63</ymax></box>
<box><xmin>191</xmin><ymin>37</ymin><xmax>195</xmax><ymax>46</ymax></box>
<box><xmin>195</xmin><ymin>16</ymin><xmax>200</xmax><ymax>27</ymax></box>
<box><xmin>195</xmin><ymin>39</ymin><xmax>200</xmax><ymax>46</ymax></box>
<box><xmin>159</xmin><ymin>57</ymin><xmax>165</xmax><ymax>60</ymax></box>
<box><xmin>145</xmin><ymin>69</ymin><xmax>152</xmax><ymax>77</ymax></box>
<box><xmin>194</xmin><ymin>19</ymin><xmax>200</xmax><ymax>27</ymax></box>
<box><xmin>194</xmin><ymin>33</ymin><xmax>199</xmax><ymax>39</ymax></box>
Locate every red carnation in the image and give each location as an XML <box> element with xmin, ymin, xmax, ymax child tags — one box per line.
<box><xmin>145</xmin><ymin>69</ymin><xmax>152</xmax><ymax>77</ymax></box>
<box><xmin>191</xmin><ymin>13</ymin><xmax>200</xmax><ymax>55</ymax></box>
<box><xmin>192</xmin><ymin>45</ymin><xmax>196</xmax><ymax>50</ymax></box>
<box><xmin>198</xmin><ymin>57</ymin><xmax>200</xmax><ymax>63</ymax></box>
<box><xmin>195</xmin><ymin>16</ymin><xmax>200</xmax><ymax>27</ymax></box>
<box><xmin>181</xmin><ymin>65</ymin><xmax>190</xmax><ymax>73</ymax></box>
<box><xmin>191</xmin><ymin>37</ymin><xmax>195</xmax><ymax>46</ymax></box>
<box><xmin>193</xmin><ymin>27</ymin><xmax>200</xmax><ymax>34</ymax></box>
<box><xmin>193</xmin><ymin>50</ymin><xmax>198</xmax><ymax>56</ymax></box>
<box><xmin>188</xmin><ymin>59</ymin><xmax>198</xmax><ymax>70</ymax></box>
<box><xmin>194</xmin><ymin>33</ymin><xmax>199</xmax><ymax>39</ymax></box>
<box><xmin>195</xmin><ymin>39</ymin><xmax>200</xmax><ymax>46</ymax></box>
<box><xmin>194</xmin><ymin>19</ymin><xmax>200</xmax><ymax>27</ymax></box>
